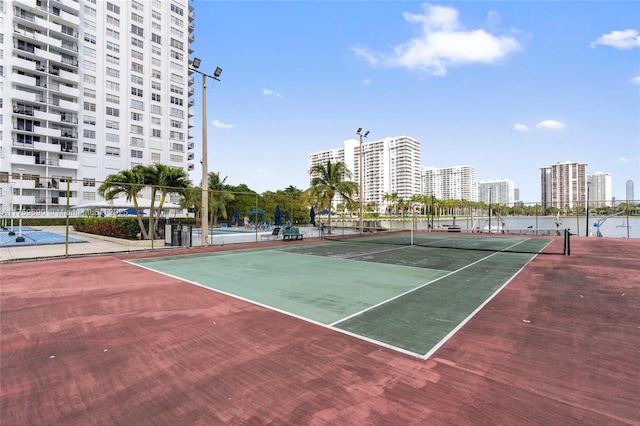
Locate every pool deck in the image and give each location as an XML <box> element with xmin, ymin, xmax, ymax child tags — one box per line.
<box><xmin>0</xmin><ymin>226</ymin><xmax>322</xmax><ymax>263</ymax></box>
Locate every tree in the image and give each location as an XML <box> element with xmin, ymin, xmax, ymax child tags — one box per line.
<box><xmin>179</xmin><ymin>185</ymin><xmax>202</xmax><ymax>225</ymax></box>
<box><xmin>98</xmin><ymin>168</ymin><xmax>148</xmax><ymax>239</ymax></box>
<box><xmin>207</xmin><ymin>172</ymin><xmax>234</xmax><ymax>226</ymax></box>
<box><xmin>142</xmin><ymin>164</ymin><xmax>190</xmax><ymax>235</ymax></box>
<box><xmin>308</xmin><ymin>160</ymin><xmax>357</xmax><ymax>230</ymax></box>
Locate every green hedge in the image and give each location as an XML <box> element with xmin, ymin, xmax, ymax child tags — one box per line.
<box><xmin>73</xmin><ymin>217</ymin><xmax>144</xmax><ymax>239</ymax></box>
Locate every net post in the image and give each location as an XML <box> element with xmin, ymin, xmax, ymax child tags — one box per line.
<box><xmin>565</xmin><ymin>229</ymin><xmax>571</xmax><ymax>256</ymax></box>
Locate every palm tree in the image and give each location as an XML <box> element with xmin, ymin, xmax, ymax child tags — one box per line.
<box><xmin>179</xmin><ymin>185</ymin><xmax>202</xmax><ymax>225</ymax></box>
<box><xmin>308</xmin><ymin>160</ymin><xmax>357</xmax><ymax>230</ymax></box>
<box><xmin>98</xmin><ymin>168</ymin><xmax>148</xmax><ymax>239</ymax></box>
<box><xmin>142</xmin><ymin>164</ymin><xmax>190</xmax><ymax>235</ymax></box>
<box><xmin>207</xmin><ymin>172</ymin><xmax>234</xmax><ymax>226</ymax></box>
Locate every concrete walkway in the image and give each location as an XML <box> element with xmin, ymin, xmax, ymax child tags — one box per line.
<box><xmin>1</xmin><ymin>225</ymin><xmax>322</xmax><ymax>263</ymax></box>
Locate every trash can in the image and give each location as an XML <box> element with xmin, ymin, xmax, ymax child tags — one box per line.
<box><xmin>171</xmin><ymin>224</ymin><xmax>182</xmax><ymax>246</ymax></box>
<box><xmin>180</xmin><ymin>225</ymin><xmax>192</xmax><ymax>247</ymax></box>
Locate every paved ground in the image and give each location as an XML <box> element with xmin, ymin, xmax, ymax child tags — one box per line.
<box><xmin>0</xmin><ymin>225</ymin><xmax>322</xmax><ymax>263</ymax></box>
<box><xmin>1</xmin><ymin>235</ymin><xmax>639</xmax><ymax>425</ymax></box>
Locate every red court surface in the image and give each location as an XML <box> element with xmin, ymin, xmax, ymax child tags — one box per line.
<box><xmin>1</xmin><ymin>236</ymin><xmax>638</xmax><ymax>425</ymax></box>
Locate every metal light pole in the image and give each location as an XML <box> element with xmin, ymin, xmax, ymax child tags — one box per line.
<box><xmin>356</xmin><ymin>128</ymin><xmax>369</xmax><ymax>233</ymax></box>
<box><xmin>190</xmin><ymin>58</ymin><xmax>222</xmax><ymax>246</ymax></box>
<box><xmin>16</xmin><ymin>168</ymin><xmax>26</xmax><ymax>243</ymax></box>
<box><xmin>585</xmin><ymin>181</ymin><xmax>591</xmax><ymax>237</ymax></box>
<box><xmin>488</xmin><ymin>187</ymin><xmax>492</xmax><ymax>233</ymax></box>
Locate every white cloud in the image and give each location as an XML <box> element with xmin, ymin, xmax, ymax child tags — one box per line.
<box><xmin>537</xmin><ymin>120</ymin><xmax>566</xmax><ymax>130</ymax></box>
<box><xmin>262</xmin><ymin>88</ymin><xmax>282</xmax><ymax>98</ymax></box>
<box><xmin>590</xmin><ymin>29</ymin><xmax>640</xmax><ymax>50</ymax></box>
<box><xmin>212</xmin><ymin>119</ymin><xmax>234</xmax><ymax>129</ymax></box>
<box><xmin>352</xmin><ymin>4</ymin><xmax>521</xmax><ymax>76</ymax></box>
<box><xmin>513</xmin><ymin>123</ymin><xmax>529</xmax><ymax>132</ymax></box>
<box><xmin>618</xmin><ymin>156</ymin><xmax>634</xmax><ymax>163</ymax></box>
<box><xmin>631</xmin><ymin>75</ymin><xmax>640</xmax><ymax>85</ymax></box>
<box><xmin>362</xmin><ymin>78</ymin><xmax>372</xmax><ymax>86</ymax></box>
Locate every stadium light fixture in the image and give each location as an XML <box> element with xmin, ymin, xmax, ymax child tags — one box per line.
<box><xmin>356</xmin><ymin>128</ymin><xmax>369</xmax><ymax>234</ymax></box>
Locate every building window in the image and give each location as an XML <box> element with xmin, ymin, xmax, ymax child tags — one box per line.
<box><xmin>131</xmin><ymin>0</ymin><xmax>144</xmax><ymax>11</ymax></box>
<box><xmin>131</xmin><ymin>87</ymin><xmax>143</xmax><ymax>97</ymax></box>
<box><xmin>84</xmin><ymin>46</ymin><xmax>96</xmax><ymax>58</ymax></box>
<box><xmin>83</xmin><ymin>178</ymin><xmax>96</xmax><ymax>187</ymax></box>
<box><xmin>84</xmin><ymin>33</ymin><xmax>96</xmax><ymax>44</ymax></box>
<box><xmin>170</xmin><ymin>143</ymin><xmax>184</xmax><ymax>152</ymax></box>
<box><xmin>106</xmin><ymin>147</ymin><xmax>120</xmax><ymax>156</ymax></box>
<box><xmin>170</xmin><ymin>154</ymin><xmax>183</xmax><ymax>162</ymax></box>
<box><xmin>151</xmin><ymin>152</ymin><xmax>161</xmax><ymax>162</ymax></box>
<box><xmin>151</xmin><ymin>33</ymin><xmax>161</xmax><ymax>44</ymax></box>
<box><xmin>152</xmin><ymin>81</ymin><xmax>161</xmax><ymax>90</ymax></box>
<box><xmin>83</xmin><ymin>192</ymin><xmax>96</xmax><ymax>201</ymax></box>
<box><xmin>131</xmin><ymin>124</ymin><xmax>143</xmax><ymax>135</ymax></box>
<box><xmin>170</xmin><ymin>50</ymin><xmax>183</xmax><ymax>61</ymax></box>
<box><xmin>106</xmin><ymin>120</ymin><xmax>119</xmax><ymax>130</ymax></box>
<box><xmin>152</xmin><ymin>10</ymin><xmax>161</xmax><ymax>20</ymax></box>
<box><xmin>152</xmin><ymin>70</ymin><xmax>161</xmax><ymax>79</ymax></box>
<box><xmin>151</xmin><ymin>93</ymin><xmax>161</xmax><ymax>102</ymax></box>
<box><xmin>106</xmin><ymin>28</ymin><xmax>120</xmax><ymax>39</ymax></box>
<box><xmin>83</xmin><ymin>129</ymin><xmax>96</xmax><ymax>139</ymax></box>
<box><xmin>171</xmin><ymin>4</ymin><xmax>184</xmax><ymax>15</ymax></box>
<box><xmin>131</xmin><ymin>50</ymin><xmax>143</xmax><ymax>60</ymax></box>
<box><xmin>170</xmin><ymin>120</ymin><xmax>183</xmax><ymax>128</ymax></box>
<box><xmin>106</xmin><ymin>16</ymin><xmax>120</xmax><ymax>28</ymax></box>
<box><xmin>170</xmin><ymin>131</ymin><xmax>184</xmax><ymax>140</ymax></box>
<box><xmin>84</xmin><ymin>60</ymin><xmax>96</xmax><ymax>71</ymax></box>
<box><xmin>152</xmin><ymin>45</ymin><xmax>162</xmax><ymax>56</ymax></box>
<box><xmin>106</xmin><ymin>2</ymin><xmax>120</xmax><ymax>14</ymax></box>
<box><xmin>84</xmin><ymin>74</ymin><xmax>96</xmax><ymax>85</ymax></box>
<box><xmin>106</xmin><ymin>67</ymin><xmax>119</xmax><ymax>78</ymax></box>
<box><xmin>131</xmin><ymin>150</ymin><xmax>143</xmax><ymax>159</ymax></box>
<box><xmin>106</xmin><ymin>54</ymin><xmax>120</xmax><ymax>65</ymax></box>
<box><xmin>84</xmin><ymin>102</ymin><xmax>96</xmax><ymax>112</ymax></box>
<box><xmin>170</xmin><ymin>85</ymin><xmax>183</xmax><ymax>95</ymax></box>
<box><xmin>131</xmin><ymin>24</ymin><xmax>144</xmax><ymax>37</ymax></box>
<box><xmin>131</xmin><ymin>37</ymin><xmax>143</xmax><ymax>48</ymax></box>
<box><xmin>131</xmin><ymin>75</ymin><xmax>143</xmax><ymax>85</ymax></box>
<box><xmin>106</xmin><ymin>107</ymin><xmax>120</xmax><ymax>117</ymax></box>
<box><xmin>170</xmin><ymin>108</ymin><xmax>184</xmax><ymax>118</ymax></box>
<box><xmin>84</xmin><ymin>6</ymin><xmax>97</xmax><ymax>17</ymax></box>
<box><xmin>170</xmin><ymin>38</ymin><xmax>183</xmax><ymax>49</ymax></box>
<box><xmin>151</xmin><ymin>105</ymin><xmax>162</xmax><ymax>114</ymax></box>
<box><xmin>106</xmin><ymin>81</ymin><xmax>119</xmax><ymax>91</ymax></box>
<box><xmin>84</xmin><ymin>88</ymin><xmax>96</xmax><ymax>98</ymax></box>
<box><xmin>131</xmin><ymin>100</ymin><xmax>144</xmax><ymax>111</ymax></box>
<box><xmin>170</xmin><ymin>96</ymin><xmax>183</xmax><ymax>106</ymax></box>
<box><xmin>131</xmin><ymin>137</ymin><xmax>144</xmax><ymax>147</ymax></box>
<box><xmin>84</xmin><ymin>116</ymin><xmax>96</xmax><ymax>126</ymax></box>
<box><xmin>132</xmin><ymin>12</ymin><xmax>143</xmax><ymax>23</ymax></box>
<box><xmin>83</xmin><ymin>143</ymin><xmax>96</xmax><ymax>153</ymax></box>
<box><xmin>106</xmin><ymin>94</ymin><xmax>120</xmax><ymax>104</ymax></box>
<box><xmin>152</xmin><ymin>129</ymin><xmax>161</xmax><ymax>138</ymax></box>
<box><xmin>131</xmin><ymin>62</ymin><xmax>143</xmax><ymax>73</ymax></box>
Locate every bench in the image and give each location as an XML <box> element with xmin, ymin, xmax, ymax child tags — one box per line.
<box><xmin>282</xmin><ymin>227</ymin><xmax>303</xmax><ymax>241</ymax></box>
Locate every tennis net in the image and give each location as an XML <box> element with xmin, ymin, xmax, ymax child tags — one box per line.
<box><xmin>322</xmin><ymin>229</ymin><xmax>568</xmax><ymax>255</ymax></box>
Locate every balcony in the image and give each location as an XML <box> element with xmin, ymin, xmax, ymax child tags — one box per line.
<box><xmin>34</xmin><ymin>141</ymin><xmax>62</xmax><ymax>153</ymax></box>
<box><xmin>58</xmin><ymin>159</ymin><xmax>79</xmax><ymax>169</ymax></box>
<box><xmin>188</xmin><ymin>141</ymin><xmax>195</xmax><ymax>150</ymax></box>
<box><xmin>11</xmin><ymin>154</ymin><xmax>37</xmax><ymax>166</ymax></box>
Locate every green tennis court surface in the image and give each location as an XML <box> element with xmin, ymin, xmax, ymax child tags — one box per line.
<box><xmin>130</xmin><ymin>236</ymin><xmax>552</xmax><ymax>357</ymax></box>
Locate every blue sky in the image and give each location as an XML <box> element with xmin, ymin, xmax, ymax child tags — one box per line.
<box><xmin>189</xmin><ymin>1</ymin><xmax>639</xmax><ymax>202</ymax></box>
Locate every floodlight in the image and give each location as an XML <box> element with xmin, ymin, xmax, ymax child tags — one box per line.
<box><xmin>192</xmin><ymin>57</ymin><xmax>201</xmax><ymax>69</ymax></box>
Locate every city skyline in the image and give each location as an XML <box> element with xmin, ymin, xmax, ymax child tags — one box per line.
<box><xmin>188</xmin><ymin>1</ymin><xmax>639</xmax><ymax>202</ymax></box>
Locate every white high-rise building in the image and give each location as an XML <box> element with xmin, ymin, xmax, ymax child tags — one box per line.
<box><xmin>309</xmin><ymin>136</ymin><xmax>422</xmax><ymax>213</ymax></box>
<box><xmin>587</xmin><ymin>172</ymin><xmax>612</xmax><ymax>207</ymax></box>
<box><xmin>1</xmin><ymin>0</ymin><xmax>194</xmax><ymax>214</ymax></box>
<box><xmin>477</xmin><ymin>179</ymin><xmax>515</xmax><ymax>206</ymax></box>
<box><xmin>626</xmin><ymin>180</ymin><xmax>635</xmax><ymax>202</ymax></box>
<box><xmin>421</xmin><ymin>165</ymin><xmax>476</xmax><ymax>201</ymax></box>
<box><xmin>540</xmin><ymin>161</ymin><xmax>588</xmax><ymax>212</ymax></box>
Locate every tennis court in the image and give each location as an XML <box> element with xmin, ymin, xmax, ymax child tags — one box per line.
<box><xmin>130</xmin><ymin>232</ymin><xmax>556</xmax><ymax>358</ymax></box>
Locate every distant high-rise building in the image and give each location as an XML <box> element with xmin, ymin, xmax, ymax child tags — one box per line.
<box><xmin>1</xmin><ymin>0</ymin><xmax>194</xmax><ymax>213</ymax></box>
<box><xmin>514</xmin><ymin>188</ymin><xmax>520</xmax><ymax>203</ymax></box>
<box><xmin>477</xmin><ymin>180</ymin><xmax>515</xmax><ymax>207</ymax></box>
<box><xmin>587</xmin><ymin>172</ymin><xmax>613</xmax><ymax>207</ymax></box>
<box><xmin>540</xmin><ymin>161</ymin><xmax>588</xmax><ymax>212</ymax></box>
<box><xmin>421</xmin><ymin>166</ymin><xmax>476</xmax><ymax>201</ymax></box>
<box><xmin>309</xmin><ymin>136</ymin><xmax>422</xmax><ymax>213</ymax></box>
<box><xmin>627</xmin><ymin>180</ymin><xmax>635</xmax><ymax>201</ymax></box>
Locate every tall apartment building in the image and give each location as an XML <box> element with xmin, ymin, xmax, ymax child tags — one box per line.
<box><xmin>309</xmin><ymin>136</ymin><xmax>422</xmax><ymax>213</ymax></box>
<box><xmin>1</xmin><ymin>0</ymin><xmax>194</xmax><ymax>214</ymax></box>
<box><xmin>587</xmin><ymin>172</ymin><xmax>612</xmax><ymax>207</ymax></box>
<box><xmin>626</xmin><ymin>180</ymin><xmax>635</xmax><ymax>202</ymax></box>
<box><xmin>540</xmin><ymin>161</ymin><xmax>588</xmax><ymax>212</ymax></box>
<box><xmin>421</xmin><ymin>165</ymin><xmax>476</xmax><ymax>201</ymax></box>
<box><xmin>477</xmin><ymin>179</ymin><xmax>515</xmax><ymax>206</ymax></box>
